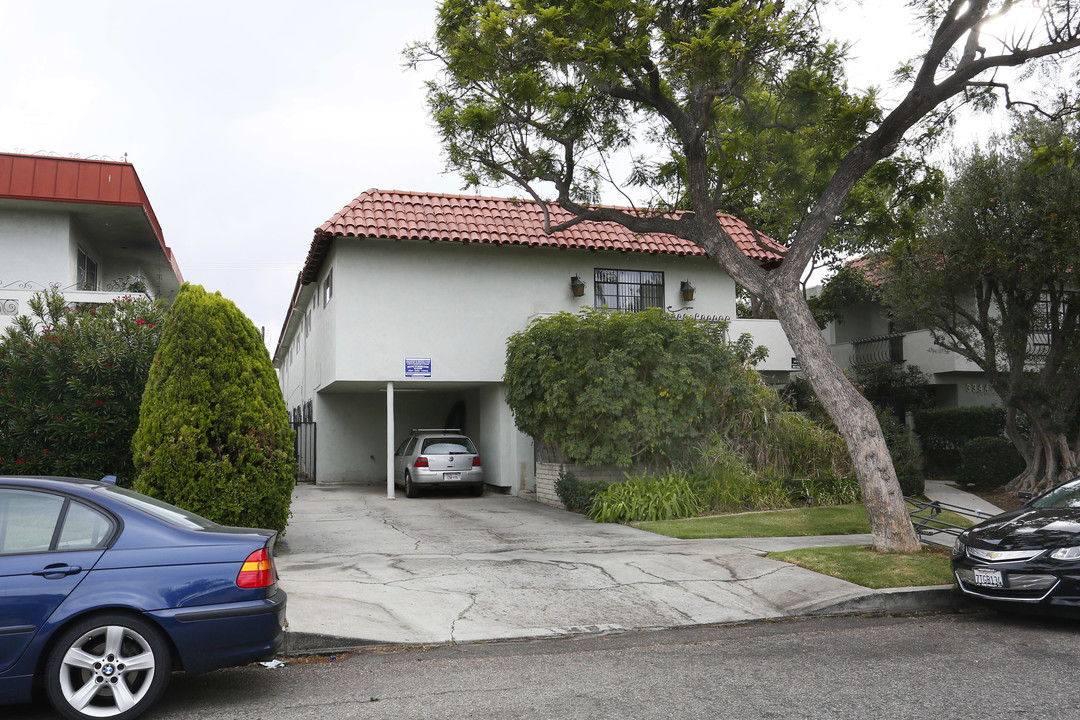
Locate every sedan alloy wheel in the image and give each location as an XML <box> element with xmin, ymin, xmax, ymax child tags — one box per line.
<box><xmin>46</xmin><ymin>614</ymin><xmax>172</xmax><ymax>720</ymax></box>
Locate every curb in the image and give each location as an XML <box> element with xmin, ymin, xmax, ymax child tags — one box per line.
<box><xmin>282</xmin><ymin>631</ymin><xmax>390</xmax><ymax>655</ymax></box>
<box><xmin>804</xmin><ymin>585</ymin><xmax>967</xmax><ymax>616</ymax></box>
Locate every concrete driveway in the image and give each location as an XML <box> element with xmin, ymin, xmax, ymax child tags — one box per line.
<box><xmin>274</xmin><ymin>484</ymin><xmax>901</xmax><ymax>648</ymax></box>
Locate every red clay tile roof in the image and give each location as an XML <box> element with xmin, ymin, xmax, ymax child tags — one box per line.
<box><xmin>847</xmin><ymin>254</ymin><xmax>890</xmax><ymax>286</ymax></box>
<box><xmin>275</xmin><ymin>189</ymin><xmax>787</xmax><ymax>362</ymax></box>
<box><xmin>300</xmin><ymin>189</ymin><xmax>785</xmax><ymax>284</ymax></box>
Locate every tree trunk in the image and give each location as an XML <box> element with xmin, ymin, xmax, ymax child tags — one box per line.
<box><xmin>1006</xmin><ymin>425</ymin><xmax>1080</xmax><ymax>494</ymax></box>
<box><xmin>767</xmin><ymin>283</ymin><xmax>921</xmax><ymax>553</ymax></box>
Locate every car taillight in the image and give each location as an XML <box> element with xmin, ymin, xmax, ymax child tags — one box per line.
<box><xmin>472</xmin><ymin>456</ymin><xmax>482</xmax><ymax>467</ymax></box>
<box><xmin>237</xmin><ymin>548</ymin><xmax>275</xmax><ymax>589</ymax></box>
<box><xmin>413</xmin><ymin>456</ymin><xmax>429</xmax><ymax>468</ymax></box>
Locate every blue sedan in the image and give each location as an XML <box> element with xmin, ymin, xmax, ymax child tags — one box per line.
<box><xmin>0</xmin><ymin>476</ymin><xmax>287</xmax><ymax>720</ymax></box>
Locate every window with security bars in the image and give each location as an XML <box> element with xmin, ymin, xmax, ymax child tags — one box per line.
<box><xmin>594</xmin><ymin>269</ymin><xmax>664</xmax><ymax>311</ymax></box>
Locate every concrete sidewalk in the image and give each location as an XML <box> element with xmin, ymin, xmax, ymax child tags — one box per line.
<box><xmin>914</xmin><ymin>480</ymin><xmax>1004</xmax><ymax>546</ymax></box>
<box><xmin>924</xmin><ymin>479</ymin><xmax>1004</xmax><ymax>517</ymax></box>
<box><xmin>273</xmin><ymin>482</ymin><xmax>992</xmax><ymax>653</ymax></box>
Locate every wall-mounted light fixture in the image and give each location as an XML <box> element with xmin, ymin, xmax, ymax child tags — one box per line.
<box><xmin>570</xmin><ymin>275</ymin><xmax>586</xmax><ymax>297</ymax></box>
<box><xmin>680</xmin><ymin>280</ymin><xmax>695</xmax><ymax>303</ymax></box>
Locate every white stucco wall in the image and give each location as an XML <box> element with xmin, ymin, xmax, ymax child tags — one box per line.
<box><xmin>326</xmin><ymin>239</ymin><xmax>738</xmax><ymax>383</ymax></box>
<box><xmin>728</xmin><ymin>318</ymin><xmax>796</xmax><ymax>373</ymax></box>
<box><xmin>1</xmin><ymin>210</ymin><xmax>74</xmax><ymax>331</ymax></box>
<box><xmin>1</xmin><ymin>209</ymin><xmax>72</xmax><ymax>281</ymax></box>
<box><xmin>828</xmin><ymin>300</ymin><xmax>893</xmax><ymax>344</ymax></box>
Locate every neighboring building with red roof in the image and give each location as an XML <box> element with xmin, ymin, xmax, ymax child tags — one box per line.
<box><xmin>274</xmin><ymin>189</ymin><xmax>794</xmax><ymax>496</ymax></box>
<box><xmin>815</xmin><ymin>255</ymin><xmax>991</xmax><ymax>409</ymax></box>
<box><xmin>0</xmin><ymin>152</ymin><xmax>182</xmax><ymax>330</ymax></box>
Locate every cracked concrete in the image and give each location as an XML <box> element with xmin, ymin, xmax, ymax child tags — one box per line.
<box><xmin>276</xmin><ymin>484</ymin><xmax>960</xmax><ymax>650</ymax></box>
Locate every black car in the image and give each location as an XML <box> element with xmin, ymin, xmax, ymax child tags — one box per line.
<box><xmin>952</xmin><ymin>475</ymin><xmax>1080</xmax><ymax>613</ymax></box>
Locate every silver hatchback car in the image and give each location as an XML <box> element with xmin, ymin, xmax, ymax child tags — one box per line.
<box><xmin>394</xmin><ymin>428</ymin><xmax>484</xmax><ymax>498</ymax></box>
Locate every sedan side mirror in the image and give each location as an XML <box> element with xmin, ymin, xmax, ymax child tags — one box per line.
<box><xmin>1017</xmin><ymin>491</ymin><xmax>1033</xmax><ymax>506</ymax></box>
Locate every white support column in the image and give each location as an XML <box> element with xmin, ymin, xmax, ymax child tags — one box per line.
<box><xmin>386</xmin><ymin>381</ymin><xmax>395</xmax><ymax>499</ymax></box>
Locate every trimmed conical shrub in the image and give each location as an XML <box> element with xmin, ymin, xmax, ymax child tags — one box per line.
<box><xmin>132</xmin><ymin>284</ymin><xmax>295</xmax><ymax>532</ymax></box>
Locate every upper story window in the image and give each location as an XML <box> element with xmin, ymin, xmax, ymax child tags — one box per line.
<box><xmin>594</xmin><ymin>268</ymin><xmax>664</xmax><ymax>312</ymax></box>
<box><xmin>77</xmin><ymin>248</ymin><xmax>98</xmax><ymax>291</ymax></box>
<box><xmin>323</xmin><ymin>268</ymin><xmax>333</xmax><ymax>307</ymax></box>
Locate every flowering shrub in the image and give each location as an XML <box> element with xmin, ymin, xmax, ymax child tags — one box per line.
<box><xmin>0</xmin><ymin>289</ymin><xmax>165</xmax><ymax>485</ymax></box>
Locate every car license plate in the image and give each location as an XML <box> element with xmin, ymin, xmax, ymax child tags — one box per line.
<box><xmin>444</xmin><ymin>472</ymin><xmax>461</xmax><ymax>481</ymax></box>
<box><xmin>973</xmin><ymin>568</ymin><xmax>1004</xmax><ymax>588</ymax></box>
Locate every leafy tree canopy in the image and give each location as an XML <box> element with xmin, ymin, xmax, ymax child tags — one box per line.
<box><xmin>882</xmin><ymin>115</ymin><xmax>1080</xmax><ymax>492</ymax></box>
<box><xmin>0</xmin><ymin>290</ymin><xmax>165</xmax><ymax>485</ymax></box>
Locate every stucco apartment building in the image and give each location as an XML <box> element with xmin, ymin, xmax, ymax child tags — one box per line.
<box><xmin>274</xmin><ymin>189</ymin><xmax>798</xmax><ymax>498</ymax></box>
<box><xmin>0</xmin><ymin>152</ymin><xmax>182</xmax><ymax>332</ymax></box>
<box><xmin>817</xmin><ymin>257</ymin><xmax>994</xmax><ymax>409</ymax></box>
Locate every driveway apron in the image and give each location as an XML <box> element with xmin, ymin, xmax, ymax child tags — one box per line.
<box><xmin>275</xmin><ymin>484</ymin><xmax>878</xmax><ymax>646</ymax></box>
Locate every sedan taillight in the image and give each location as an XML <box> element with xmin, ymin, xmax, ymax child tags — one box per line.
<box><xmin>413</xmin><ymin>456</ymin><xmax>429</xmax><ymax>468</ymax></box>
<box><xmin>237</xmin><ymin>548</ymin><xmax>275</xmax><ymax>589</ymax></box>
<box><xmin>472</xmin><ymin>456</ymin><xmax>482</xmax><ymax>467</ymax></box>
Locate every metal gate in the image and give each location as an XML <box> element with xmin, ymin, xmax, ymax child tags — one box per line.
<box><xmin>907</xmin><ymin>497</ymin><xmax>989</xmax><ymax>547</ymax></box>
<box><xmin>292</xmin><ymin>421</ymin><xmax>316</xmax><ymax>484</ymax></box>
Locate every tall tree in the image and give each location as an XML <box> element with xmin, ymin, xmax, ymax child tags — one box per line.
<box><xmin>409</xmin><ymin>0</ymin><xmax>1080</xmax><ymax>552</ymax></box>
<box><xmin>132</xmin><ymin>284</ymin><xmax>296</xmax><ymax>532</ymax></box>
<box><xmin>883</xmin><ymin>116</ymin><xmax>1080</xmax><ymax>494</ymax></box>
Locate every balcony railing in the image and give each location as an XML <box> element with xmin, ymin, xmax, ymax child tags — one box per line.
<box><xmin>850</xmin><ymin>333</ymin><xmax>905</xmax><ymax>368</ymax></box>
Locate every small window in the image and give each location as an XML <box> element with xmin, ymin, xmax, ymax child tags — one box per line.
<box><xmin>77</xmin><ymin>247</ymin><xmax>99</xmax><ymax>291</ymax></box>
<box><xmin>96</xmin><ymin>485</ymin><xmax>218</xmax><ymax>530</ymax></box>
<box><xmin>323</xmin><ymin>269</ymin><xmax>334</xmax><ymax>306</ymax></box>
<box><xmin>0</xmin><ymin>489</ymin><xmax>65</xmax><ymax>554</ymax></box>
<box><xmin>421</xmin><ymin>438</ymin><xmax>476</xmax><ymax>454</ymax></box>
<box><xmin>56</xmin><ymin>502</ymin><xmax>113</xmax><ymax>550</ymax></box>
<box><xmin>594</xmin><ymin>268</ymin><xmax>664</xmax><ymax>311</ymax></box>
<box><xmin>0</xmin><ymin>489</ymin><xmax>116</xmax><ymax>555</ymax></box>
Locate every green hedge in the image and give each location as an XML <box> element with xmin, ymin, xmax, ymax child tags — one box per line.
<box><xmin>912</xmin><ymin>406</ymin><xmax>1006</xmax><ymax>475</ymax></box>
<box><xmin>554</xmin><ymin>471</ymin><xmax>607</xmax><ymax>513</ymax></box>
<box><xmin>956</xmin><ymin>437</ymin><xmax>1025</xmax><ymax>490</ymax></box>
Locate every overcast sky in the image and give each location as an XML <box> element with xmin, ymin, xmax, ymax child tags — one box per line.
<box><xmin>0</xmin><ymin>1</ymin><xmax>1016</xmax><ymax>352</ymax></box>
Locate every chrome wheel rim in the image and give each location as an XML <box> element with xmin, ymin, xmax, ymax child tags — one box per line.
<box><xmin>57</xmin><ymin>624</ymin><xmax>157</xmax><ymax>718</ymax></box>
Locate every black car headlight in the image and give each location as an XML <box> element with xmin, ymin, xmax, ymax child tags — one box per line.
<box><xmin>1050</xmin><ymin>546</ymin><xmax>1080</xmax><ymax>560</ymax></box>
<box><xmin>952</xmin><ymin>534</ymin><xmax>967</xmax><ymax>557</ymax></box>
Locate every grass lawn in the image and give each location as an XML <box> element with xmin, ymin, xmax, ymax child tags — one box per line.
<box><xmin>632</xmin><ymin>505</ymin><xmax>872</xmax><ymax>539</ymax></box>
<box><xmin>768</xmin><ymin>545</ymin><xmax>955</xmax><ymax>588</ymax></box>
<box><xmin>631</xmin><ymin>503</ymin><xmax>970</xmax><ymax>588</ymax></box>
<box><xmin>633</xmin><ymin>503</ymin><xmax>974</xmax><ymax>540</ymax></box>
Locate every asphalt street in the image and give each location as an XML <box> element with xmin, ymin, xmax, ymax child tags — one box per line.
<box><xmin>10</xmin><ymin>611</ymin><xmax>1080</xmax><ymax>720</ymax></box>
